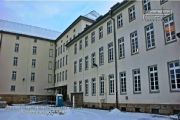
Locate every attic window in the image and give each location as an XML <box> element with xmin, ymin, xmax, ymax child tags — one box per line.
<box><xmin>73</xmin><ymin>29</ymin><xmax>75</xmax><ymax>32</ymax></box>
<box><xmin>16</xmin><ymin>35</ymin><xmax>19</xmax><ymax>40</ymax></box>
<box><xmin>34</xmin><ymin>39</ymin><xmax>37</xmax><ymax>43</ymax></box>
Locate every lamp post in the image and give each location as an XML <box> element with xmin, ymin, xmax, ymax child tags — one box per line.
<box><xmin>176</xmin><ymin>33</ymin><xmax>180</xmax><ymax>38</ymax></box>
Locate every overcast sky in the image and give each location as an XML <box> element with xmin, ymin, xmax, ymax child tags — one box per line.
<box><xmin>0</xmin><ymin>0</ymin><xmax>123</xmax><ymax>32</ymax></box>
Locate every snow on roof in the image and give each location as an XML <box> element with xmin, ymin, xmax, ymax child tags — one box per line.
<box><xmin>0</xmin><ymin>19</ymin><xmax>61</xmax><ymax>40</ymax></box>
<box><xmin>84</xmin><ymin>10</ymin><xmax>101</xmax><ymax>21</ymax></box>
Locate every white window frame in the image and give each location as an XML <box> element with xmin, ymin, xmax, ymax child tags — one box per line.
<box><xmin>91</xmin><ymin>52</ymin><xmax>96</xmax><ymax>68</ymax></box>
<box><xmin>85</xmin><ymin>36</ymin><xmax>88</xmax><ymax>47</ymax></box>
<box><xmin>79</xmin><ymin>40</ymin><xmax>82</xmax><ymax>50</ymax></box>
<box><xmin>30</xmin><ymin>86</ymin><xmax>34</xmax><ymax>92</ymax></box>
<box><xmin>168</xmin><ymin>61</ymin><xmax>180</xmax><ymax>91</ymax></box>
<box><xmin>85</xmin><ymin>79</ymin><xmax>89</xmax><ymax>96</ymax></box>
<box><xmin>79</xmin><ymin>58</ymin><xmax>82</xmax><ymax>72</ymax></box>
<box><xmin>85</xmin><ymin>56</ymin><xmax>88</xmax><ymax>70</ymax></box>
<box><xmin>149</xmin><ymin>65</ymin><xmax>159</xmax><ymax>92</ymax></box>
<box><xmin>130</xmin><ymin>31</ymin><xmax>139</xmax><ymax>55</ymax></box>
<box><xmin>145</xmin><ymin>23</ymin><xmax>155</xmax><ymax>49</ymax></box>
<box><xmin>100</xmin><ymin>76</ymin><xmax>104</xmax><ymax>95</ymax></box>
<box><xmin>109</xmin><ymin>74</ymin><xmax>114</xmax><ymax>95</ymax></box>
<box><xmin>11</xmin><ymin>85</ymin><xmax>15</xmax><ymax>91</ymax></box>
<box><xmin>133</xmin><ymin>69</ymin><xmax>141</xmax><ymax>93</ymax></box>
<box><xmin>74</xmin><ymin>43</ymin><xmax>77</xmax><ymax>54</ymax></box>
<box><xmin>32</xmin><ymin>59</ymin><xmax>36</xmax><ymax>68</ymax></box>
<box><xmin>31</xmin><ymin>72</ymin><xmax>35</xmax><ymax>82</ymax></box>
<box><xmin>117</xmin><ymin>13</ymin><xmax>123</xmax><ymax>28</ymax></box>
<box><xmin>129</xmin><ymin>5</ymin><xmax>136</xmax><ymax>22</ymax></box>
<box><xmin>12</xmin><ymin>71</ymin><xmax>16</xmax><ymax>80</ymax></box>
<box><xmin>107</xmin><ymin>20</ymin><xmax>112</xmax><ymax>34</ymax></box>
<box><xmin>92</xmin><ymin>78</ymin><xmax>96</xmax><ymax>96</ymax></box>
<box><xmin>99</xmin><ymin>26</ymin><xmax>103</xmax><ymax>39</ymax></box>
<box><xmin>91</xmin><ymin>31</ymin><xmax>95</xmax><ymax>44</ymax></box>
<box><xmin>14</xmin><ymin>43</ymin><xmax>19</xmax><ymax>52</ymax></box>
<box><xmin>13</xmin><ymin>57</ymin><xmax>18</xmax><ymax>66</ymax></box>
<box><xmin>79</xmin><ymin>81</ymin><xmax>82</xmax><ymax>92</ymax></box>
<box><xmin>108</xmin><ymin>42</ymin><xmax>113</xmax><ymax>62</ymax></box>
<box><xmin>62</xmin><ymin>71</ymin><xmax>64</xmax><ymax>81</ymax></box>
<box><xmin>142</xmin><ymin>0</ymin><xmax>151</xmax><ymax>12</ymax></box>
<box><xmin>65</xmin><ymin>70</ymin><xmax>67</xmax><ymax>80</ymax></box>
<box><xmin>160</xmin><ymin>0</ymin><xmax>168</xmax><ymax>4</ymax></box>
<box><xmin>74</xmin><ymin>61</ymin><xmax>77</xmax><ymax>73</ymax></box>
<box><xmin>99</xmin><ymin>47</ymin><xmax>104</xmax><ymax>65</ymax></box>
<box><xmin>120</xmin><ymin>72</ymin><xmax>126</xmax><ymax>94</ymax></box>
<box><xmin>74</xmin><ymin>82</ymin><xmax>77</xmax><ymax>92</ymax></box>
<box><xmin>33</xmin><ymin>46</ymin><xmax>37</xmax><ymax>55</ymax></box>
<box><xmin>118</xmin><ymin>37</ymin><xmax>125</xmax><ymax>59</ymax></box>
<box><xmin>163</xmin><ymin>14</ymin><xmax>176</xmax><ymax>43</ymax></box>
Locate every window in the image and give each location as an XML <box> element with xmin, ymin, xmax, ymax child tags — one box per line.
<box><xmin>142</xmin><ymin>0</ymin><xmax>151</xmax><ymax>12</ymax></box>
<box><xmin>130</xmin><ymin>31</ymin><xmax>139</xmax><ymax>55</ymax></box>
<box><xmin>16</xmin><ymin>35</ymin><xmax>19</xmax><ymax>40</ymax></box>
<box><xmin>58</xmin><ymin>47</ymin><xmax>60</xmax><ymax>55</ymax></box>
<box><xmin>85</xmin><ymin>36</ymin><xmax>88</xmax><ymax>47</ymax></box>
<box><xmin>129</xmin><ymin>5</ymin><xmax>136</xmax><ymax>22</ymax></box>
<box><xmin>79</xmin><ymin>40</ymin><xmax>82</xmax><ymax>50</ymax></box>
<box><xmin>31</xmin><ymin>72</ymin><xmax>35</xmax><ymax>82</ymax></box>
<box><xmin>168</xmin><ymin>61</ymin><xmax>180</xmax><ymax>91</ymax></box>
<box><xmin>92</xmin><ymin>78</ymin><xmax>96</xmax><ymax>96</ymax></box>
<box><xmin>11</xmin><ymin>85</ymin><xmax>15</xmax><ymax>91</ymax></box>
<box><xmin>49</xmin><ymin>49</ymin><xmax>53</xmax><ymax>57</ymax></box>
<box><xmin>54</xmin><ymin>74</ymin><xmax>56</xmax><ymax>83</ymax></box>
<box><xmin>60</xmin><ymin>45</ymin><xmax>62</xmax><ymax>54</ymax></box>
<box><xmin>57</xmin><ymin>73</ymin><xmax>59</xmax><ymax>82</ymax></box>
<box><xmin>32</xmin><ymin>46</ymin><xmax>37</xmax><ymax>55</ymax></box>
<box><xmin>133</xmin><ymin>69</ymin><xmax>141</xmax><ymax>93</ymax></box>
<box><xmin>108</xmin><ymin>42</ymin><xmax>113</xmax><ymax>62</ymax></box>
<box><xmin>149</xmin><ymin>65</ymin><xmax>159</xmax><ymax>92</ymax></box>
<box><xmin>160</xmin><ymin>0</ymin><xmax>168</xmax><ymax>4</ymax></box>
<box><xmin>33</xmin><ymin>38</ymin><xmax>37</xmax><ymax>43</ymax></box>
<box><xmin>63</xmin><ymin>57</ymin><xmax>64</xmax><ymax>66</ymax></box>
<box><xmin>63</xmin><ymin>43</ymin><xmax>65</xmax><ymax>52</ymax></box>
<box><xmin>48</xmin><ymin>74</ymin><xmax>52</xmax><ymax>83</ymax></box>
<box><xmin>32</xmin><ymin>59</ymin><xmax>36</xmax><ymax>68</ymax></box>
<box><xmin>30</xmin><ymin>86</ymin><xmax>34</xmax><ymax>92</ymax></box>
<box><xmin>74</xmin><ymin>61</ymin><xmax>77</xmax><ymax>73</ymax></box>
<box><xmin>74</xmin><ymin>82</ymin><xmax>77</xmax><ymax>92</ymax></box>
<box><xmin>107</xmin><ymin>20</ymin><xmax>112</xmax><ymax>34</ymax></box>
<box><xmin>118</xmin><ymin>37</ymin><xmax>125</xmax><ymax>59</ymax></box>
<box><xmin>50</xmin><ymin>42</ymin><xmax>53</xmax><ymax>46</ymax></box>
<box><xmin>65</xmin><ymin>70</ymin><xmax>67</xmax><ymax>80</ymax></box>
<box><xmin>85</xmin><ymin>56</ymin><xmax>88</xmax><ymax>70</ymax></box>
<box><xmin>60</xmin><ymin>72</ymin><xmax>61</xmax><ymax>81</ymax></box>
<box><xmin>85</xmin><ymin>79</ymin><xmax>89</xmax><ymax>95</ymax></box>
<box><xmin>65</xmin><ymin>55</ymin><xmax>68</xmax><ymax>65</ymax></box>
<box><xmin>12</xmin><ymin>71</ymin><xmax>16</xmax><ymax>80</ymax></box>
<box><xmin>145</xmin><ymin>24</ymin><xmax>155</xmax><ymax>49</ymax></box>
<box><xmin>13</xmin><ymin>57</ymin><xmax>18</xmax><ymax>66</ymax></box>
<box><xmin>48</xmin><ymin>61</ymin><xmax>52</xmax><ymax>70</ymax></box>
<box><xmin>91</xmin><ymin>52</ymin><xmax>96</xmax><ymax>67</ymax></box>
<box><xmin>117</xmin><ymin>13</ymin><xmax>123</xmax><ymax>28</ymax></box>
<box><xmin>163</xmin><ymin>14</ymin><xmax>176</xmax><ymax>43</ymax></box>
<box><xmin>55</xmin><ymin>49</ymin><xmax>57</xmax><ymax>57</ymax></box>
<box><xmin>74</xmin><ymin>43</ymin><xmax>77</xmax><ymax>54</ymax></box>
<box><xmin>91</xmin><ymin>31</ymin><xmax>95</xmax><ymax>44</ymax></box>
<box><xmin>99</xmin><ymin>47</ymin><xmax>104</xmax><ymax>65</ymax></box>
<box><xmin>62</xmin><ymin>71</ymin><xmax>64</xmax><ymax>81</ymax></box>
<box><xmin>79</xmin><ymin>81</ymin><xmax>82</xmax><ymax>92</ymax></box>
<box><xmin>109</xmin><ymin>74</ymin><xmax>114</xmax><ymax>95</ymax></box>
<box><xmin>60</xmin><ymin>58</ymin><xmax>62</xmax><ymax>68</ymax></box>
<box><xmin>66</xmin><ymin>40</ymin><xmax>68</xmax><ymax>50</ymax></box>
<box><xmin>120</xmin><ymin>72</ymin><xmax>126</xmax><ymax>94</ymax></box>
<box><xmin>99</xmin><ymin>26</ymin><xmax>103</xmax><ymax>39</ymax></box>
<box><xmin>79</xmin><ymin>58</ymin><xmax>82</xmax><ymax>72</ymax></box>
<box><xmin>100</xmin><ymin>76</ymin><xmax>104</xmax><ymax>95</ymax></box>
<box><xmin>14</xmin><ymin>43</ymin><xmax>19</xmax><ymax>52</ymax></box>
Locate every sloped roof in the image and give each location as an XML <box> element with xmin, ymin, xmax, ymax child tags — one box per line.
<box><xmin>0</xmin><ymin>19</ymin><xmax>61</xmax><ymax>40</ymax></box>
<box><xmin>83</xmin><ymin>10</ymin><xmax>101</xmax><ymax>21</ymax></box>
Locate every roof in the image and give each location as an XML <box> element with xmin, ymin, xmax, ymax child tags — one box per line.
<box><xmin>56</xmin><ymin>10</ymin><xmax>100</xmax><ymax>41</ymax></box>
<box><xmin>0</xmin><ymin>19</ymin><xmax>61</xmax><ymax>40</ymax></box>
<box><xmin>83</xmin><ymin>10</ymin><xmax>101</xmax><ymax>21</ymax></box>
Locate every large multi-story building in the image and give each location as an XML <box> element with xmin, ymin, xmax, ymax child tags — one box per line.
<box><xmin>0</xmin><ymin>0</ymin><xmax>180</xmax><ymax>115</ymax></box>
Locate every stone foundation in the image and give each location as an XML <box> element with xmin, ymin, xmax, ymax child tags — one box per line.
<box><xmin>0</xmin><ymin>94</ymin><xmax>54</xmax><ymax>104</ymax></box>
<box><xmin>83</xmin><ymin>102</ymin><xmax>180</xmax><ymax>115</ymax></box>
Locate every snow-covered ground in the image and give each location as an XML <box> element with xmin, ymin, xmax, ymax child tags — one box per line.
<box><xmin>0</xmin><ymin>105</ymin><xmax>175</xmax><ymax>120</ymax></box>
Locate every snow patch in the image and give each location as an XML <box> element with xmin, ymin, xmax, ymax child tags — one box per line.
<box><xmin>108</xmin><ymin>108</ymin><xmax>122</xmax><ymax>115</ymax></box>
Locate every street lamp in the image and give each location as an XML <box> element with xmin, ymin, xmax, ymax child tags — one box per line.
<box><xmin>176</xmin><ymin>32</ymin><xmax>180</xmax><ymax>38</ymax></box>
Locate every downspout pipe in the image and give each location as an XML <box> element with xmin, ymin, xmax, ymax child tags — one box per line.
<box><xmin>109</xmin><ymin>10</ymin><xmax>119</xmax><ymax>109</ymax></box>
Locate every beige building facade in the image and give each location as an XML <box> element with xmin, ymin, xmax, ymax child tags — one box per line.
<box><xmin>0</xmin><ymin>0</ymin><xmax>179</xmax><ymax>115</ymax></box>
